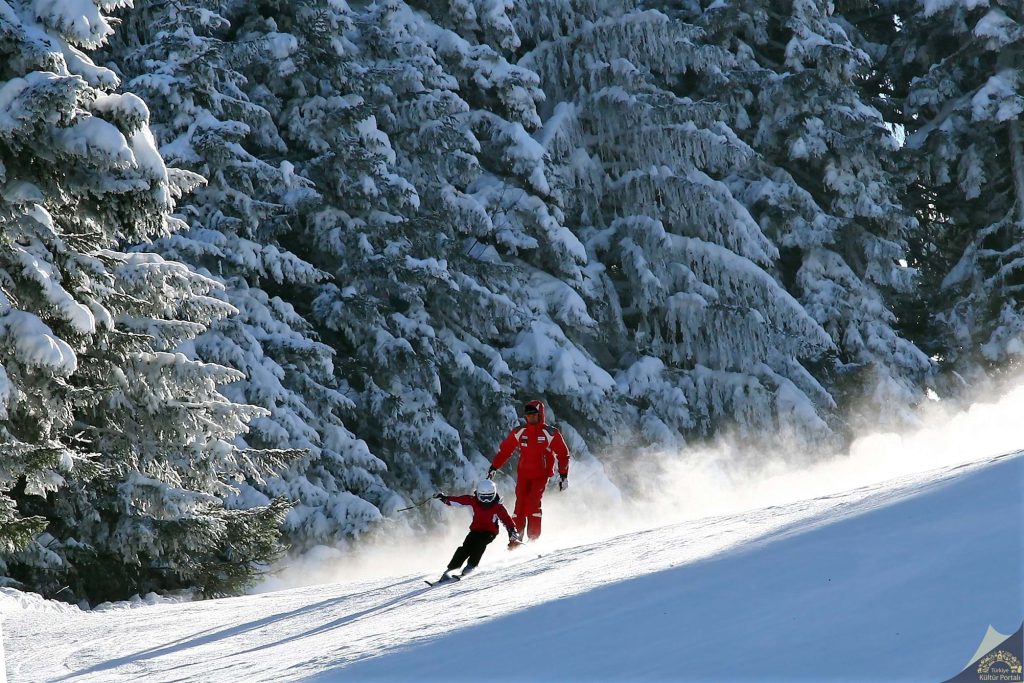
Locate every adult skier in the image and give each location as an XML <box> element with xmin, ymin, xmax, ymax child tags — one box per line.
<box><xmin>432</xmin><ymin>480</ymin><xmax>521</xmax><ymax>583</ymax></box>
<box><xmin>488</xmin><ymin>399</ymin><xmax>570</xmax><ymax>542</ymax></box>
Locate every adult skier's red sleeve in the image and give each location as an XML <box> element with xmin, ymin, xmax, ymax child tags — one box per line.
<box><xmin>491</xmin><ymin>429</ymin><xmax>519</xmax><ymax>470</ymax></box>
<box><xmin>552</xmin><ymin>430</ymin><xmax>570</xmax><ymax>476</ymax></box>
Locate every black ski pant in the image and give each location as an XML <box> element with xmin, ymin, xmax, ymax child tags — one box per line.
<box><xmin>447</xmin><ymin>530</ymin><xmax>497</xmax><ymax>570</ymax></box>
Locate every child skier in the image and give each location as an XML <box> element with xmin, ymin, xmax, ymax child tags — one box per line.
<box><xmin>432</xmin><ymin>479</ymin><xmax>521</xmax><ymax>583</ymax></box>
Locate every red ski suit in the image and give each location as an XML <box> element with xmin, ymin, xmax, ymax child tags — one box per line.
<box><xmin>490</xmin><ymin>403</ymin><xmax>570</xmax><ymax>540</ymax></box>
<box><xmin>443</xmin><ymin>495</ymin><xmax>517</xmax><ymax>535</ymax></box>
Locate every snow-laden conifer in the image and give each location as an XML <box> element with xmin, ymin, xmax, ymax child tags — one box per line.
<box><xmin>0</xmin><ymin>0</ymin><xmax>286</xmax><ymax>602</ymax></box>
<box><xmin>416</xmin><ymin>0</ymin><xmax>623</xmax><ymax>463</ymax></box>
<box><xmin>353</xmin><ymin>2</ymin><xmax>529</xmax><ymax>479</ymax></box>
<box><xmin>515</xmin><ymin>0</ymin><xmax>838</xmax><ymax>446</ymax></box>
<box><xmin>221</xmin><ymin>1</ymin><xmax>484</xmax><ymax>502</ymax></box>
<box><xmin>105</xmin><ymin>0</ymin><xmax>398</xmax><ymax>550</ymax></box>
<box><xmin>695</xmin><ymin>0</ymin><xmax>932</xmax><ymax>429</ymax></box>
<box><xmin>884</xmin><ymin>0</ymin><xmax>1023</xmax><ymax>386</ymax></box>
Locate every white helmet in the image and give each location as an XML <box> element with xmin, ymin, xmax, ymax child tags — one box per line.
<box><xmin>475</xmin><ymin>479</ymin><xmax>497</xmax><ymax>503</ymax></box>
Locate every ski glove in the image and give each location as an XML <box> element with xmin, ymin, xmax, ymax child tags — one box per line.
<box><xmin>558</xmin><ymin>473</ymin><xmax>568</xmax><ymax>492</ymax></box>
<box><xmin>486</xmin><ymin>466</ymin><xmax>497</xmax><ymax>480</ymax></box>
<box><xmin>434</xmin><ymin>493</ymin><xmax>449</xmax><ymax>504</ymax></box>
<box><xmin>508</xmin><ymin>529</ymin><xmax>522</xmax><ymax>543</ymax></box>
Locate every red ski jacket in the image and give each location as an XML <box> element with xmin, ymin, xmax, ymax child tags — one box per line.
<box><xmin>491</xmin><ymin>403</ymin><xmax>570</xmax><ymax>480</ymax></box>
<box><xmin>444</xmin><ymin>495</ymin><xmax>517</xmax><ymax>535</ymax></box>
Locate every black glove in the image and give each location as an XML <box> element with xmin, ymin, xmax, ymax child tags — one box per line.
<box><xmin>558</xmin><ymin>473</ymin><xmax>568</xmax><ymax>492</ymax></box>
<box><xmin>434</xmin><ymin>492</ymin><xmax>449</xmax><ymax>503</ymax></box>
<box><xmin>487</xmin><ymin>466</ymin><xmax>497</xmax><ymax>480</ymax></box>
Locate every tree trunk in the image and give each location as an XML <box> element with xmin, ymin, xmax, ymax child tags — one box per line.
<box><xmin>1011</xmin><ymin>119</ymin><xmax>1024</xmax><ymax>224</ymax></box>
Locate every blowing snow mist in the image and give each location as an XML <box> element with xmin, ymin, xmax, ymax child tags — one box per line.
<box><xmin>255</xmin><ymin>382</ymin><xmax>1024</xmax><ymax>591</ymax></box>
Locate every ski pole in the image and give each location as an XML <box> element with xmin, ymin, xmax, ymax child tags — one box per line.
<box><xmin>396</xmin><ymin>497</ymin><xmax>434</xmax><ymax>512</ymax></box>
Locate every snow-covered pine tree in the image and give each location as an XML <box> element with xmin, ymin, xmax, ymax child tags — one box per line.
<box><xmin>883</xmin><ymin>0</ymin><xmax>1023</xmax><ymax>386</ymax></box>
<box><xmin>0</xmin><ymin>0</ymin><xmax>286</xmax><ymax>602</ymax></box>
<box><xmin>511</xmin><ymin>0</ymin><xmax>838</xmax><ymax>447</ymax></box>
<box><xmin>222</xmin><ymin>1</ymin><xmax>487</xmax><ymax>501</ymax></box>
<box><xmin>411</xmin><ymin>0</ymin><xmax>623</xmax><ymax>460</ymax></box>
<box><xmin>54</xmin><ymin>253</ymin><xmax>291</xmax><ymax>602</ymax></box>
<box><xmin>352</xmin><ymin>1</ymin><xmax>533</xmax><ymax>478</ymax></box>
<box><xmin>105</xmin><ymin>0</ymin><xmax>397</xmax><ymax>550</ymax></box>
<box><xmin>693</xmin><ymin>0</ymin><xmax>932</xmax><ymax>430</ymax></box>
<box><xmin>0</xmin><ymin>0</ymin><xmax>134</xmax><ymax>578</ymax></box>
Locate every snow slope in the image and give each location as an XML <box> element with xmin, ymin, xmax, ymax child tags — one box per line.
<box><xmin>2</xmin><ymin>448</ymin><xmax>1021</xmax><ymax>682</ymax></box>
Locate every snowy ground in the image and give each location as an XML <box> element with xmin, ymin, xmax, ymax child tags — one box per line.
<box><xmin>2</xmin><ymin>446</ymin><xmax>1021</xmax><ymax>682</ymax></box>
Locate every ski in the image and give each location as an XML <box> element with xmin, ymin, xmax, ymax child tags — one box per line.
<box><xmin>509</xmin><ymin>540</ymin><xmax>543</xmax><ymax>558</ymax></box>
<box><xmin>424</xmin><ymin>575</ymin><xmax>461</xmax><ymax>587</ymax></box>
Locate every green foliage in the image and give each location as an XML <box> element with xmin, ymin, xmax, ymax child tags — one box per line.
<box><xmin>881</xmin><ymin>0</ymin><xmax>1024</xmax><ymax>386</ymax></box>
<box><xmin>0</xmin><ymin>0</ymin><xmax>288</xmax><ymax>604</ymax></box>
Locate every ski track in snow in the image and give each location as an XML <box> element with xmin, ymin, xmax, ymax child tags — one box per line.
<box><xmin>3</xmin><ymin>450</ymin><xmax>1022</xmax><ymax>682</ymax></box>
